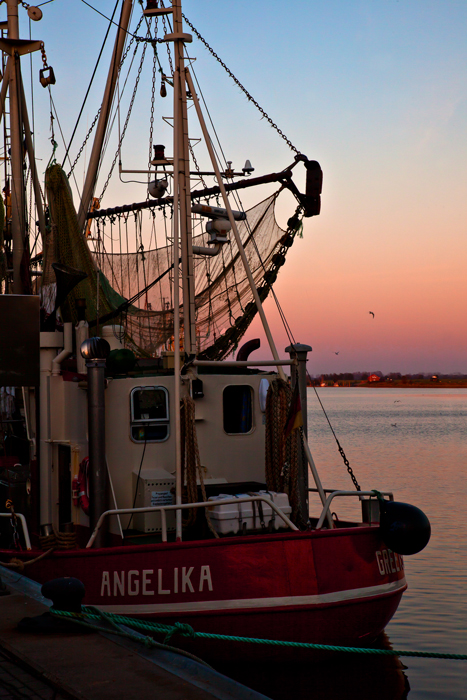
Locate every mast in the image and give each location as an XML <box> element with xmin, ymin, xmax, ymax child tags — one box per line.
<box><xmin>169</xmin><ymin>0</ymin><xmax>194</xmax><ymax>540</ymax></box>
<box><xmin>172</xmin><ymin>0</ymin><xmax>196</xmax><ymax>355</ymax></box>
<box><xmin>6</xmin><ymin>0</ymin><xmax>25</xmax><ymax>293</ymax></box>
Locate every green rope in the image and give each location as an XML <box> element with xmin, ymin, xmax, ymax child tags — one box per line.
<box><xmin>50</xmin><ymin>606</ymin><xmax>212</xmax><ymax>668</ymax></box>
<box><xmin>50</xmin><ymin>608</ymin><xmax>467</xmax><ymax>661</ymax></box>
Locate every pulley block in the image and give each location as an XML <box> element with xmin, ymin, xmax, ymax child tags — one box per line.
<box><xmin>39</xmin><ymin>65</ymin><xmax>56</xmax><ymax>88</ymax></box>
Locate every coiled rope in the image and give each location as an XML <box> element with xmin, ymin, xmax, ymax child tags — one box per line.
<box><xmin>180</xmin><ymin>395</ymin><xmax>218</xmax><ymax>537</ymax></box>
<box><xmin>265</xmin><ymin>378</ymin><xmax>304</xmax><ymax>526</ymax></box>
<box><xmin>49</xmin><ymin>608</ymin><xmax>467</xmax><ymax>661</ymax></box>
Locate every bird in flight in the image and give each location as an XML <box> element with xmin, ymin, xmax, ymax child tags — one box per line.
<box><xmin>369</xmin><ymin>311</ymin><xmax>375</xmax><ymax>318</ymax></box>
<box><xmin>334</xmin><ymin>352</ymin><xmax>340</xmax><ymax>355</ymax></box>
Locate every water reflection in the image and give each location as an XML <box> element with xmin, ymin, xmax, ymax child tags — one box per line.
<box><xmin>216</xmin><ymin>633</ymin><xmax>409</xmax><ymax>700</ymax></box>
<box><xmin>219</xmin><ymin>389</ymin><xmax>467</xmax><ymax>699</ymax></box>
<box><xmin>305</xmin><ymin>388</ymin><xmax>467</xmax><ymax>700</ymax></box>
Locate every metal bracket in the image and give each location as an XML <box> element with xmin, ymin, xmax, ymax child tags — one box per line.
<box><xmin>0</xmin><ymin>39</ymin><xmax>42</xmax><ymax>56</ymax></box>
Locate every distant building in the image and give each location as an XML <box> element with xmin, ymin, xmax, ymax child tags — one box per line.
<box><xmin>368</xmin><ymin>374</ymin><xmax>381</xmax><ymax>383</ymax></box>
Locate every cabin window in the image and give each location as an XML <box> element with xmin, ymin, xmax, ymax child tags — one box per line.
<box><xmin>130</xmin><ymin>387</ymin><xmax>169</xmax><ymax>442</ymax></box>
<box><xmin>223</xmin><ymin>385</ymin><xmax>253</xmax><ymax>434</ymax></box>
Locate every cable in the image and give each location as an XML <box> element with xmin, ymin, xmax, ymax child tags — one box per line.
<box><xmin>79</xmin><ymin>0</ymin><xmax>160</xmax><ymax>45</ymax></box>
<box><xmin>48</xmin><ymin>92</ymin><xmax>82</xmax><ymax>200</ymax></box>
<box><xmin>62</xmin><ymin>0</ymin><xmax>119</xmax><ymax>167</ymax></box>
<box><xmin>125</xmin><ymin>432</ymin><xmax>148</xmax><ymax>535</ymax></box>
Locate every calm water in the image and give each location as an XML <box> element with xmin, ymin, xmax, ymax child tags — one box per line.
<box><xmin>218</xmin><ymin>388</ymin><xmax>467</xmax><ymax>699</ymax></box>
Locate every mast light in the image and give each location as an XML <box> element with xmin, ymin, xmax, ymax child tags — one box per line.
<box><xmin>242</xmin><ymin>160</ymin><xmax>254</xmax><ymax>175</ymax></box>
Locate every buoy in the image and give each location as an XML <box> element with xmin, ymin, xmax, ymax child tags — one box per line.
<box><xmin>379</xmin><ymin>500</ymin><xmax>431</xmax><ymax>555</ymax></box>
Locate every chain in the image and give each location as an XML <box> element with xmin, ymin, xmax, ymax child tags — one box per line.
<box><xmin>148</xmin><ymin>23</ymin><xmax>158</xmax><ymax>176</ymax></box>
<box><xmin>99</xmin><ymin>28</ymin><xmax>151</xmax><ymax>200</ymax></box>
<box><xmin>161</xmin><ymin>4</ymin><xmax>174</xmax><ymax>76</ymax></box>
<box><xmin>189</xmin><ymin>142</ymin><xmax>208</xmax><ymax>189</ymax></box>
<box><xmin>39</xmin><ymin>42</ymin><xmax>48</xmax><ymax>69</ymax></box>
<box><xmin>120</xmin><ymin>11</ymin><xmax>146</xmax><ymax>68</ymax></box>
<box><xmin>67</xmin><ymin>108</ymin><xmax>101</xmax><ymax>177</ymax></box>
<box><xmin>311</xmin><ymin>386</ymin><xmax>361</xmax><ymax>491</ymax></box>
<box><xmin>337</xmin><ymin>440</ymin><xmax>361</xmax><ymax>492</ymax></box>
<box><xmin>5</xmin><ymin>500</ymin><xmax>21</xmax><ymax>550</ymax></box>
<box><xmin>181</xmin><ymin>14</ymin><xmax>301</xmax><ymax>157</ymax></box>
<box><xmin>67</xmin><ymin>12</ymin><xmax>147</xmax><ymax>178</ymax></box>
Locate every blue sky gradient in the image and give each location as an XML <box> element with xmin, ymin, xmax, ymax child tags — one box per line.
<box><xmin>6</xmin><ymin>0</ymin><xmax>467</xmax><ymax>373</ymax></box>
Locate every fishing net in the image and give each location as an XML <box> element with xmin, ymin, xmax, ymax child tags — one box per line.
<box><xmin>43</xmin><ymin>165</ymin><xmax>303</xmax><ymax>359</ymax></box>
<box><xmin>42</xmin><ymin>164</ymin><xmax>123</xmax><ymax>322</ymax></box>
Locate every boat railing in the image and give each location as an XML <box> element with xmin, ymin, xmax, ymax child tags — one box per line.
<box><xmin>86</xmin><ymin>495</ymin><xmax>299</xmax><ymax>548</ymax></box>
<box><xmin>315</xmin><ymin>490</ymin><xmax>394</xmax><ymax>530</ymax></box>
<box><xmin>0</xmin><ymin>512</ymin><xmax>32</xmax><ymax>550</ymax></box>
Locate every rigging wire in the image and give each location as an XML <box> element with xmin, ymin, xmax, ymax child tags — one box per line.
<box><xmin>77</xmin><ymin>7</ymin><xmax>291</xmax><ymax>346</ymax></box>
<box><xmin>186</xmin><ymin>48</ymin><xmax>298</xmax><ymax>349</ymax></box>
<box><xmin>79</xmin><ymin>0</ymin><xmax>161</xmax><ymax>45</ymax></box>
<box><xmin>28</xmin><ymin>17</ymin><xmax>39</xmax><ymax>257</ymax></box>
<box><xmin>48</xmin><ymin>92</ymin><xmax>82</xmax><ymax>200</ymax></box>
<box><xmin>67</xmin><ymin>8</ymin><xmax>144</xmax><ymax>178</ymax></box>
<box><xmin>95</xmin><ymin>10</ymin><xmax>148</xmax><ymax>193</ymax></box>
<box><xmin>97</xmin><ymin>35</ymin><xmax>141</xmax><ymax>183</ymax></box>
<box><xmin>62</xmin><ymin>0</ymin><xmax>120</xmax><ymax>168</ymax></box>
<box><xmin>177</xmin><ymin>23</ymin><xmax>362</xmax><ymax>491</ymax></box>
<box><xmin>125</xmin><ymin>431</ymin><xmax>148</xmax><ymax>535</ymax></box>
<box><xmin>98</xmin><ymin>21</ymin><xmax>151</xmax><ymax>200</ymax></box>
<box><xmin>182</xmin><ymin>13</ymin><xmax>301</xmax><ymax>157</ymax></box>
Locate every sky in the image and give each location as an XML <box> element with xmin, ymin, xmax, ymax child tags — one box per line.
<box><xmin>6</xmin><ymin>0</ymin><xmax>467</xmax><ymax>374</ymax></box>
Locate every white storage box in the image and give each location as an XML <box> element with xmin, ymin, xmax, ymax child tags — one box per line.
<box><xmin>132</xmin><ymin>467</ymin><xmax>176</xmax><ymax>533</ymax></box>
<box><xmin>208</xmin><ymin>491</ymin><xmax>292</xmax><ymax>535</ymax></box>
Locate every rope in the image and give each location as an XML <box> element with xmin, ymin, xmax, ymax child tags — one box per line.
<box><xmin>0</xmin><ymin>547</ymin><xmax>56</xmax><ymax>571</ymax></box>
<box><xmin>49</xmin><ymin>608</ymin><xmax>467</xmax><ymax>661</ymax></box>
<box><xmin>180</xmin><ymin>396</ymin><xmax>218</xmax><ymax>537</ymax></box>
<box><xmin>50</xmin><ymin>605</ymin><xmax>212</xmax><ymax>668</ymax></box>
<box><xmin>265</xmin><ymin>379</ymin><xmax>304</xmax><ymax>526</ymax></box>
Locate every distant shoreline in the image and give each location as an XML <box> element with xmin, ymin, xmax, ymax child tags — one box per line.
<box><xmin>309</xmin><ymin>381</ymin><xmax>467</xmax><ymax>389</ymax></box>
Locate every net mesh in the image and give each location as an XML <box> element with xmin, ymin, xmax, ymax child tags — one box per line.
<box><xmin>43</xmin><ymin>165</ymin><xmax>303</xmax><ymax>359</ymax></box>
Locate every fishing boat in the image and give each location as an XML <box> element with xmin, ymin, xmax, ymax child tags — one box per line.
<box><xmin>0</xmin><ymin>0</ymin><xmax>430</xmax><ymax>658</ymax></box>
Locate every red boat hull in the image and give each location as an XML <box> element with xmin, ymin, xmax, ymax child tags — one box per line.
<box><xmin>1</xmin><ymin>525</ymin><xmax>406</xmax><ymax>659</ymax></box>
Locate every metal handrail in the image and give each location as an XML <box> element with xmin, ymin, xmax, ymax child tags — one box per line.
<box><xmin>315</xmin><ymin>490</ymin><xmax>394</xmax><ymax>530</ymax></box>
<box><xmin>86</xmin><ymin>495</ymin><xmax>298</xmax><ymax>548</ymax></box>
<box><xmin>0</xmin><ymin>512</ymin><xmax>32</xmax><ymax>550</ymax></box>
<box><xmin>309</xmin><ymin>487</ymin><xmax>346</xmax><ymax>495</ymax></box>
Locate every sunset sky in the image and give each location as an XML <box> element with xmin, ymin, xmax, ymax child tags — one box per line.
<box><xmin>9</xmin><ymin>0</ymin><xmax>467</xmax><ymax>374</ymax></box>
